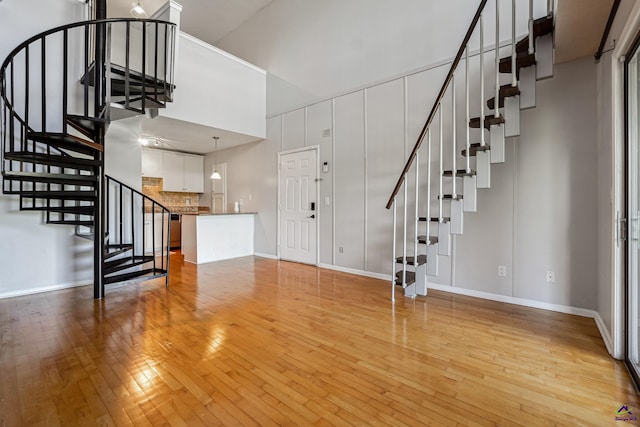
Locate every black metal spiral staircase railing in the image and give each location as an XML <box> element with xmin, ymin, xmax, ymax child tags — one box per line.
<box><xmin>0</xmin><ymin>17</ymin><xmax>176</xmax><ymax>297</ymax></box>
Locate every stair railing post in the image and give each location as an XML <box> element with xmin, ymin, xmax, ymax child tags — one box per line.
<box><xmin>452</xmin><ymin>80</ymin><xmax>457</xmax><ymax>198</ymax></box>
<box><xmin>529</xmin><ymin>0</ymin><xmax>534</xmax><ymax>55</ymax></box>
<box><xmin>512</xmin><ymin>0</ymin><xmax>517</xmax><ymax>87</ymax></box>
<box><xmin>402</xmin><ymin>180</ymin><xmax>408</xmax><ymax>287</ymax></box>
<box><xmin>465</xmin><ymin>46</ymin><xmax>471</xmax><ymax>174</ymax></box>
<box><xmin>93</xmin><ymin>0</ymin><xmax>107</xmax><ymax>299</ymax></box>
<box><xmin>480</xmin><ymin>14</ymin><xmax>486</xmax><ymax>148</ymax></box>
<box><xmin>392</xmin><ymin>197</ymin><xmax>397</xmax><ymax>301</ymax></box>
<box><xmin>426</xmin><ymin>129</ymin><xmax>431</xmax><ymax>244</ymax></box>
<box><xmin>414</xmin><ymin>152</ymin><xmax>419</xmax><ymax>269</ymax></box>
<box><xmin>495</xmin><ymin>0</ymin><xmax>500</xmax><ymax>119</ymax></box>
<box><xmin>438</xmin><ymin>105</ymin><xmax>443</xmax><ymax>222</ymax></box>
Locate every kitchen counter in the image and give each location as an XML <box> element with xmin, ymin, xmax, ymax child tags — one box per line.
<box><xmin>181</xmin><ymin>213</ymin><xmax>254</xmax><ymax>264</ymax></box>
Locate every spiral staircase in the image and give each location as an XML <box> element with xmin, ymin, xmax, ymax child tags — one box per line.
<box><xmin>389</xmin><ymin>0</ymin><xmax>555</xmax><ymax>299</ymax></box>
<box><xmin>0</xmin><ymin>11</ymin><xmax>177</xmax><ymax>298</ymax></box>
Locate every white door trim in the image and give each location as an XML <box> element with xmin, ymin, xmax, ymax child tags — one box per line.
<box><xmin>277</xmin><ymin>145</ymin><xmax>320</xmax><ymax>265</ymax></box>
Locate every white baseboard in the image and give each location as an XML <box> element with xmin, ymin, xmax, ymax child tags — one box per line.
<box><xmin>254</xmin><ymin>252</ymin><xmax>278</xmax><ymax>260</ymax></box>
<box><xmin>318</xmin><ymin>263</ymin><xmax>391</xmax><ymax>281</ymax></box>
<box><xmin>427</xmin><ymin>283</ymin><xmax>598</xmax><ymax>318</ymax></box>
<box><xmin>593</xmin><ymin>311</ymin><xmax>615</xmax><ymax>357</ymax></box>
<box><xmin>0</xmin><ymin>281</ymin><xmax>90</xmax><ymax>299</ymax></box>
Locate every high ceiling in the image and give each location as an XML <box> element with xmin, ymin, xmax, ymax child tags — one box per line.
<box><xmin>108</xmin><ymin>0</ymin><xmax>273</xmax><ymax>46</ymax></box>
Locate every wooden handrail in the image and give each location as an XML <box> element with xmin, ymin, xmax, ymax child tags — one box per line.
<box><xmin>385</xmin><ymin>0</ymin><xmax>488</xmax><ymax>209</ymax></box>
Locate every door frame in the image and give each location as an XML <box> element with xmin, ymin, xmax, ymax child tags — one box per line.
<box><xmin>277</xmin><ymin>145</ymin><xmax>320</xmax><ymax>265</ymax></box>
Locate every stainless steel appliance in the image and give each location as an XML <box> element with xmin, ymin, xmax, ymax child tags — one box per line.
<box><xmin>170</xmin><ymin>213</ymin><xmax>181</xmax><ymax>249</ymax></box>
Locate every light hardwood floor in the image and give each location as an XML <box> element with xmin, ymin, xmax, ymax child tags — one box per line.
<box><xmin>0</xmin><ymin>254</ymin><xmax>638</xmax><ymax>426</ymax></box>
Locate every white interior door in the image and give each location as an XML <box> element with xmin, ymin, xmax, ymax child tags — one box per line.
<box><xmin>211</xmin><ymin>163</ymin><xmax>227</xmax><ymax>214</ymax></box>
<box><xmin>279</xmin><ymin>149</ymin><xmax>318</xmax><ymax>265</ymax></box>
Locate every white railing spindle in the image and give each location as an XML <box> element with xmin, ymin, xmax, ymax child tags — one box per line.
<box><xmin>414</xmin><ymin>152</ymin><xmax>419</xmax><ymax>266</ymax></box>
<box><xmin>529</xmin><ymin>0</ymin><xmax>534</xmax><ymax>55</ymax></box>
<box><xmin>402</xmin><ymin>181</ymin><xmax>408</xmax><ymax>287</ymax></box>
<box><xmin>480</xmin><ymin>14</ymin><xmax>486</xmax><ymax>147</ymax></box>
<box><xmin>512</xmin><ymin>0</ymin><xmax>517</xmax><ymax>87</ymax></box>
<box><xmin>495</xmin><ymin>0</ymin><xmax>500</xmax><ymax>119</ymax></box>
<box><xmin>426</xmin><ymin>129</ymin><xmax>431</xmax><ymax>244</ymax></box>
<box><xmin>439</xmin><ymin>105</ymin><xmax>444</xmax><ymax>221</ymax></box>
<box><xmin>452</xmin><ymin>79</ymin><xmax>457</xmax><ymax>198</ymax></box>
<box><xmin>392</xmin><ymin>197</ymin><xmax>397</xmax><ymax>301</ymax></box>
<box><xmin>465</xmin><ymin>46</ymin><xmax>471</xmax><ymax>173</ymax></box>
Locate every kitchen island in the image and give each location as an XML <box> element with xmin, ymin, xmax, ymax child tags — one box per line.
<box><xmin>181</xmin><ymin>213</ymin><xmax>255</xmax><ymax>264</ymax></box>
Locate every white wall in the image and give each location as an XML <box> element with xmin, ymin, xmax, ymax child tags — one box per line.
<box><xmin>217</xmin><ymin>0</ymin><xmax>549</xmax><ymax>116</ymax></box>
<box><xmin>161</xmin><ymin>32</ymin><xmax>266</xmax><ymax>139</ymax></box>
<box><xmin>0</xmin><ymin>0</ymin><xmax>91</xmax><ymax>297</ymax></box>
<box><xmin>209</xmin><ymin>51</ymin><xmax>599</xmax><ymax>310</ymax></box>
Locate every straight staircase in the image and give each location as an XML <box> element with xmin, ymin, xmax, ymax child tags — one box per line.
<box><xmin>0</xmin><ymin>16</ymin><xmax>177</xmax><ymax>297</ymax></box>
<box><xmin>388</xmin><ymin>0</ymin><xmax>555</xmax><ymax>300</ymax></box>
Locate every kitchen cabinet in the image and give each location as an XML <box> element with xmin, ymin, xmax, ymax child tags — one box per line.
<box><xmin>160</xmin><ymin>151</ymin><xmax>204</xmax><ymax>193</ymax></box>
<box><xmin>141</xmin><ymin>148</ymin><xmax>163</xmax><ymax>177</ymax></box>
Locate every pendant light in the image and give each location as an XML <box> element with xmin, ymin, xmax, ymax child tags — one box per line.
<box><xmin>211</xmin><ymin>137</ymin><xmax>222</xmax><ymax>180</ymax></box>
<box><xmin>130</xmin><ymin>0</ymin><xmax>148</xmax><ymax>18</ymax></box>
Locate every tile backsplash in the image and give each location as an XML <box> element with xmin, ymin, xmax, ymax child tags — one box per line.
<box><xmin>142</xmin><ymin>177</ymin><xmax>205</xmax><ymax>213</ymax></box>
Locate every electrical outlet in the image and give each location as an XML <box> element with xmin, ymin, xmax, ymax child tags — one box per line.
<box><xmin>339</xmin><ymin>247</ymin><xmax>344</xmax><ymax>253</ymax></box>
<box><xmin>498</xmin><ymin>265</ymin><xmax>507</xmax><ymax>277</ymax></box>
<box><xmin>545</xmin><ymin>271</ymin><xmax>555</xmax><ymax>283</ymax></box>
<box><xmin>324</xmin><ymin>196</ymin><xmax>330</xmax><ymax>206</ymax></box>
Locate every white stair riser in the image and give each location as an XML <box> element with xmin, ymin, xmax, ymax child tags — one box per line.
<box><xmin>451</xmin><ymin>200</ymin><xmax>463</xmax><ymax>235</ymax></box>
<box><xmin>438</xmin><ymin>222</ymin><xmax>451</xmax><ymax>256</ymax></box>
<box><xmin>427</xmin><ymin>244</ymin><xmax>439</xmax><ymax>276</ymax></box>
<box><xmin>476</xmin><ymin>150</ymin><xmax>491</xmax><ymax>189</ymax></box>
<box><xmin>415</xmin><ymin>263</ymin><xmax>428</xmax><ymax>296</ymax></box>
<box><xmin>520</xmin><ymin>65</ymin><xmax>536</xmax><ymax>109</ymax></box>
<box><xmin>490</xmin><ymin>124</ymin><xmax>505</xmax><ymax>163</ymax></box>
<box><xmin>504</xmin><ymin>95</ymin><xmax>520</xmax><ymax>137</ymax></box>
<box><xmin>404</xmin><ymin>283</ymin><xmax>416</xmax><ymax>298</ymax></box>
<box><xmin>463</xmin><ymin>175</ymin><xmax>477</xmax><ymax>212</ymax></box>
<box><xmin>536</xmin><ymin>34</ymin><xmax>554</xmax><ymax>80</ymax></box>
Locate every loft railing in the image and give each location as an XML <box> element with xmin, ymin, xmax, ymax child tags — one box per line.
<box><xmin>0</xmin><ymin>18</ymin><xmax>176</xmax><ymax>183</ymax></box>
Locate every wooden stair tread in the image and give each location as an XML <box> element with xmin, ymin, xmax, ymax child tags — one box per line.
<box><xmin>4</xmin><ymin>151</ymin><xmax>100</xmax><ymax>170</ymax></box>
<box><xmin>461</xmin><ymin>143</ymin><xmax>491</xmax><ymax>157</ymax></box>
<box><xmin>66</xmin><ymin>115</ymin><xmax>109</xmax><ymax>139</ymax></box>
<box><xmin>487</xmin><ymin>84</ymin><xmax>521</xmax><ymax>110</ymax></box>
<box><xmin>516</xmin><ymin>15</ymin><xmax>554</xmax><ymax>54</ymax></box>
<box><xmin>443</xmin><ymin>169</ymin><xmax>476</xmax><ymax>177</ymax></box>
<box><xmin>469</xmin><ymin>115</ymin><xmax>505</xmax><ymax>130</ymax></box>
<box><xmin>438</xmin><ymin>194</ymin><xmax>463</xmax><ymax>200</ymax></box>
<box><xmin>419</xmin><ymin>217</ymin><xmax>450</xmax><ymax>223</ymax></box>
<box><xmin>499</xmin><ymin>53</ymin><xmax>536</xmax><ymax>75</ymax></box>
<box><xmin>395</xmin><ymin>271</ymin><xmax>416</xmax><ymax>286</ymax></box>
<box><xmin>19</xmin><ymin>191</ymin><xmax>97</xmax><ymax>201</ymax></box>
<box><xmin>417</xmin><ymin>235</ymin><xmax>439</xmax><ymax>245</ymax></box>
<box><xmin>28</xmin><ymin>132</ymin><xmax>103</xmax><ymax>155</ymax></box>
<box><xmin>395</xmin><ymin>255</ymin><xmax>427</xmax><ymax>266</ymax></box>
<box><xmin>2</xmin><ymin>171</ymin><xmax>97</xmax><ymax>185</ymax></box>
<box><xmin>104</xmin><ymin>268</ymin><xmax>167</xmax><ymax>285</ymax></box>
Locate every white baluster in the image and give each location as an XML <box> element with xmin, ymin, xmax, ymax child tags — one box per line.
<box><xmin>452</xmin><ymin>76</ymin><xmax>457</xmax><ymax>198</ymax></box>
<box><xmin>529</xmin><ymin>0</ymin><xmax>534</xmax><ymax>55</ymax></box>
<box><xmin>414</xmin><ymin>153</ymin><xmax>419</xmax><ymax>268</ymax></box>
<box><xmin>465</xmin><ymin>46</ymin><xmax>470</xmax><ymax>174</ymax></box>
<box><xmin>403</xmin><ymin>180</ymin><xmax>407</xmax><ymax>288</ymax></box>
<box><xmin>392</xmin><ymin>197</ymin><xmax>397</xmax><ymax>301</ymax></box>
<box><xmin>495</xmin><ymin>0</ymin><xmax>500</xmax><ymax>119</ymax></box>
<box><xmin>512</xmin><ymin>0</ymin><xmax>517</xmax><ymax>88</ymax></box>
<box><xmin>480</xmin><ymin>14</ymin><xmax>486</xmax><ymax>148</ymax></box>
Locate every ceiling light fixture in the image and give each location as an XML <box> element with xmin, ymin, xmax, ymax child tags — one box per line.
<box><xmin>130</xmin><ymin>0</ymin><xmax>148</xmax><ymax>18</ymax></box>
<box><xmin>139</xmin><ymin>137</ymin><xmax>150</xmax><ymax>146</ymax></box>
<box><xmin>211</xmin><ymin>137</ymin><xmax>222</xmax><ymax>180</ymax></box>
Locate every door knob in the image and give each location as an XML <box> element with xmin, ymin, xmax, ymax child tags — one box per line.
<box><xmin>307</xmin><ymin>215</ymin><xmax>315</xmax><ymax>219</ymax></box>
